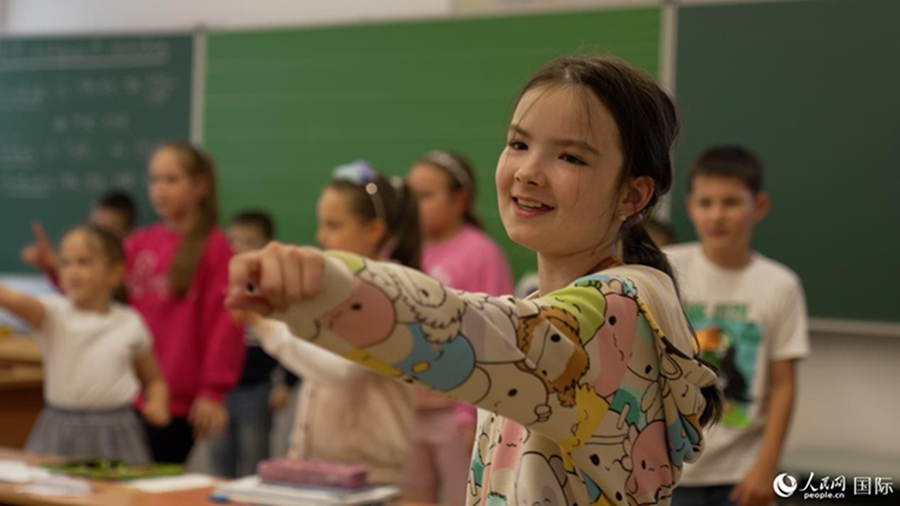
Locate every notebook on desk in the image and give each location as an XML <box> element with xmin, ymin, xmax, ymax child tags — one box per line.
<box><xmin>211</xmin><ymin>476</ymin><xmax>400</xmax><ymax>506</ymax></box>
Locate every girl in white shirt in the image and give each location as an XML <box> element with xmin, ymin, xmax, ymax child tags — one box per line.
<box><xmin>0</xmin><ymin>224</ymin><xmax>169</xmax><ymax>463</ymax></box>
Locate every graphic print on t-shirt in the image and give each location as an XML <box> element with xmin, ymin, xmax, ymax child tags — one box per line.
<box><xmin>685</xmin><ymin>302</ymin><xmax>760</xmax><ymax>428</ymax></box>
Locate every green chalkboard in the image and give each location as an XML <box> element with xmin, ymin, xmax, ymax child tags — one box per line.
<box><xmin>0</xmin><ymin>34</ymin><xmax>194</xmax><ymax>272</ymax></box>
<box><xmin>672</xmin><ymin>0</ymin><xmax>900</xmax><ymax>322</ymax></box>
<box><xmin>206</xmin><ymin>7</ymin><xmax>661</xmax><ymax>279</ymax></box>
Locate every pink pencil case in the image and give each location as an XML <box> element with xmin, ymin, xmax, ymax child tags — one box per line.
<box><xmin>257</xmin><ymin>458</ymin><xmax>370</xmax><ymax>489</ymax></box>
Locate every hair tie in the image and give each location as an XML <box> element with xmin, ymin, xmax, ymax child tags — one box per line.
<box><xmin>625</xmin><ymin>213</ymin><xmax>644</xmax><ymax>229</ymax></box>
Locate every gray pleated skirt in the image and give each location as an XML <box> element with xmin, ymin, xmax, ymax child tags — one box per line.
<box><xmin>25</xmin><ymin>405</ymin><xmax>152</xmax><ymax>464</ymax></box>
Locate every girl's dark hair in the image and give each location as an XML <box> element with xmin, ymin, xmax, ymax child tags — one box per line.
<box><xmin>230</xmin><ymin>210</ymin><xmax>275</xmax><ymax>242</ymax></box>
<box><xmin>689</xmin><ymin>145</ymin><xmax>764</xmax><ymax>195</ymax></box>
<box><xmin>415</xmin><ymin>150</ymin><xmax>484</xmax><ymax>230</ymax></box>
<box><xmin>517</xmin><ymin>55</ymin><xmax>723</xmax><ymax>427</ymax></box>
<box><xmin>94</xmin><ymin>190</ymin><xmax>138</xmax><ymax>233</ymax></box>
<box><xmin>155</xmin><ymin>141</ymin><xmax>219</xmax><ymax>298</ymax></box>
<box><xmin>69</xmin><ymin>223</ymin><xmax>126</xmax><ymax>265</ymax></box>
<box><xmin>328</xmin><ymin>163</ymin><xmax>422</xmax><ymax>270</ymax></box>
<box><xmin>66</xmin><ymin>223</ymin><xmax>128</xmax><ymax>302</ymax></box>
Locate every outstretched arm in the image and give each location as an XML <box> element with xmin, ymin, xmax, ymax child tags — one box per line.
<box><xmin>0</xmin><ymin>284</ymin><xmax>45</xmax><ymax>329</ymax></box>
<box><xmin>252</xmin><ymin>317</ymin><xmax>365</xmax><ymax>384</ymax></box>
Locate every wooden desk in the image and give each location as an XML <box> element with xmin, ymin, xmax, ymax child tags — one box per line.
<box><xmin>0</xmin><ymin>339</ymin><xmax>42</xmax><ymax>366</ymax></box>
<box><xmin>0</xmin><ymin>449</ymin><xmax>220</xmax><ymax>506</ymax></box>
<box><xmin>0</xmin><ymin>338</ymin><xmax>44</xmax><ymax>448</ymax></box>
<box><xmin>0</xmin><ymin>366</ymin><xmax>44</xmax><ymax>449</ymax></box>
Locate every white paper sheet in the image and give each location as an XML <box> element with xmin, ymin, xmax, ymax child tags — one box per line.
<box><xmin>0</xmin><ymin>460</ymin><xmax>50</xmax><ymax>484</ymax></box>
<box><xmin>124</xmin><ymin>474</ymin><xmax>216</xmax><ymax>493</ymax></box>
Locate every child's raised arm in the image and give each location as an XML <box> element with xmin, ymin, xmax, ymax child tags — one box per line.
<box><xmin>0</xmin><ymin>284</ymin><xmax>46</xmax><ymax>330</ymax></box>
<box><xmin>228</xmin><ymin>245</ymin><xmax>715</xmax><ymax>453</ymax></box>
<box><xmin>20</xmin><ymin>221</ymin><xmax>58</xmax><ymax>277</ymax></box>
<box><xmin>135</xmin><ymin>351</ymin><xmax>171</xmax><ymax>427</ymax></box>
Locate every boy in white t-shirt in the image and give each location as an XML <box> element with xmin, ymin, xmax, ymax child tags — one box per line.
<box><xmin>665</xmin><ymin>146</ymin><xmax>810</xmax><ymax>506</ymax></box>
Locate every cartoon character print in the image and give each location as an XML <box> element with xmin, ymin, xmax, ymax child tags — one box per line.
<box><xmin>604</xmin><ymin>314</ymin><xmax>660</xmax><ymax>431</ymax></box>
<box><xmin>459</xmin><ymin>292</ymin><xmax>537</xmax><ymax>364</ymax></box>
<box><xmin>642</xmin><ymin>348</ymin><xmax>711</xmax><ymax>469</ymax></box>
<box><xmin>354</xmin><ymin>259</ymin><xmax>403</xmax><ymax>299</ymax></box>
<box><xmin>312</xmin><ymin>274</ymin><xmax>414</xmax><ymax>366</ymax></box>
<box><xmin>315</xmin><ymin>257</ymin><xmax>715</xmax><ymax>506</ymax></box>
<box><xmin>551</xmin><ymin>274</ymin><xmax>638</xmax><ymax>345</ymax></box>
<box><xmin>478</xmin><ymin>414</ymin><xmax>543</xmax><ymax>502</ymax></box>
<box><xmin>393</xmin><ymin>321</ymin><xmax>476</xmax><ymax>391</ymax></box>
<box><xmin>316</xmin><ymin>278</ymin><xmax>396</xmax><ymax>348</ymax></box>
<box><xmin>516</xmin><ymin>452</ymin><xmax>570</xmax><ymax>506</ymax></box>
<box><xmin>492</xmin><ymin>421</ymin><xmax>530</xmax><ymax>470</ymax></box>
<box><xmin>516</xmin><ymin>306</ymin><xmax>589</xmax><ymax>408</ymax></box>
<box><xmin>638</xmin><ymin>379</ymin><xmax>700</xmax><ymax>470</ymax></box>
<box><xmin>574</xmin><ymin>275</ymin><xmax>637</xmax><ymax>299</ymax></box>
<box><xmin>587</xmin><ymin>293</ymin><xmax>640</xmax><ymax>399</ymax></box>
<box><xmin>579</xmin><ymin>471</ymin><xmax>604</xmax><ymax>506</ymax></box>
<box><xmin>469</xmin><ymin>415</ymin><xmax>497</xmax><ymax>504</ymax></box>
<box><xmin>667</xmin><ymin>413</ymin><xmax>701</xmax><ymax>469</ymax></box>
<box><xmin>486</xmin><ymin>493</ymin><xmax>509</xmax><ymax>506</ymax></box>
<box><xmin>559</xmin><ymin>384</ymin><xmax>610</xmax><ymax>453</ymax></box>
<box><xmin>341</xmin><ymin>348</ymin><xmax>404</xmax><ymax>378</ymax></box>
<box><xmin>386</xmin><ymin>265</ymin><xmax>465</xmax><ymax>344</ymax></box>
<box><xmin>568</xmin><ymin>394</ymin><xmax>633</xmax><ymax>506</ymax></box>
<box><xmin>439</xmin><ymin>367</ymin><xmax>488</xmax><ymax>408</ymax></box>
<box><xmin>478</xmin><ymin>362</ymin><xmax>553</xmax><ymax>425</ymax></box>
<box><xmin>318</xmin><ymin>261</ymin><xmax>479</xmax><ymax>391</ymax></box>
<box><xmin>645</xmin><ymin>304</ymin><xmax>715</xmax><ymax>469</ymax></box>
<box><xmin>576</xmin><ymin>437</ymin><xmax>630</xmax><ymax>506</ymax></box>
<box><xmin>655</xmin><ymin>345</ymin><xmax>711</xmax><ymax>424</ymax></box>
<box><xmin>484</xmin><ymin>422</ymin><xmax>589</xmax><ymax>506</ymax></box>
<box><xmin>542</xmin><ymin>292</ymin><xmax>605</xmax><ymax>345</ymax></box>
<box><xmin>623</xmin><ymin>422</ymin><xmax>674</xmax><ymax>505</ymax></box>
<box><xmin>486</xmin><ymin>467</ymin><xmax>516</xmax><ymax>500</ymax></box>
<box><xmin>327</xmin><ymin>250</ymin><xmax>367</xmax><ymax>274</ymax></box>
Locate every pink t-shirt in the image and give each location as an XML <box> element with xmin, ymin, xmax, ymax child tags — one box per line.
<box><xmin>422</xmin><ymin>225</ymin><xmax>514</xmax><ymax>297</ymax></box>
<box><xmin>421</xmin><ymin>225</ymin><xmax>514</xmax><ymax>426</ymax></box>
<box><xmin>125</xmin><ymin>223</ymin><xmax>245</xmax><ymax>417</ymax></box>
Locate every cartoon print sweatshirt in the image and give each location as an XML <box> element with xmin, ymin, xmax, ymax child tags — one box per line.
<box><xmin>272</xmin><ymin>252</ymin><xmax>718</xmax><ymax>506</ymax></box>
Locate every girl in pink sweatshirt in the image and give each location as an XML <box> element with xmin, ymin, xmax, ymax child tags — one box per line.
<box><xmin>125</xmin><ymin>141</ymin><xmax>245</xmax><ymax>463</ymax></box>
<box><xmin>405</xmin><ymin>151</ymin><xmax>514</xmax><ymax>505</ymax></box>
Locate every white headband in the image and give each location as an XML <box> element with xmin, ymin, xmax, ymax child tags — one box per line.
<box><xmin>424</xmin><ymin>151</ymin><xmax>472</xmax><ymax>194</ymax></box>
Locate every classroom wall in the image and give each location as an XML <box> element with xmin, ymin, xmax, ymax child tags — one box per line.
<box><xmin>0</xmin><ymin>0</ymin><xmax>799</xmax><ymax>34</ymax></box>
<box><xmin>788</xmin><ymin>333</ymin><xmax>900</xmax><ymax>457</ymax></box>
<box><xmin>2</xmin><ymin>0</ymin><xmax>897</xmax><ymax>466</ymax></box>
<box><xmin>0</xmin><ymin>0</ymin><xmax>453</xmax><ymax>33</ymax></box>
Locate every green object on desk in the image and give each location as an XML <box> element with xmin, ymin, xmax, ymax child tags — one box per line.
<box><xmin>42</xmin><ymin>459</ymin><xmax>184</xmax><ymax>481</ymax></box>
